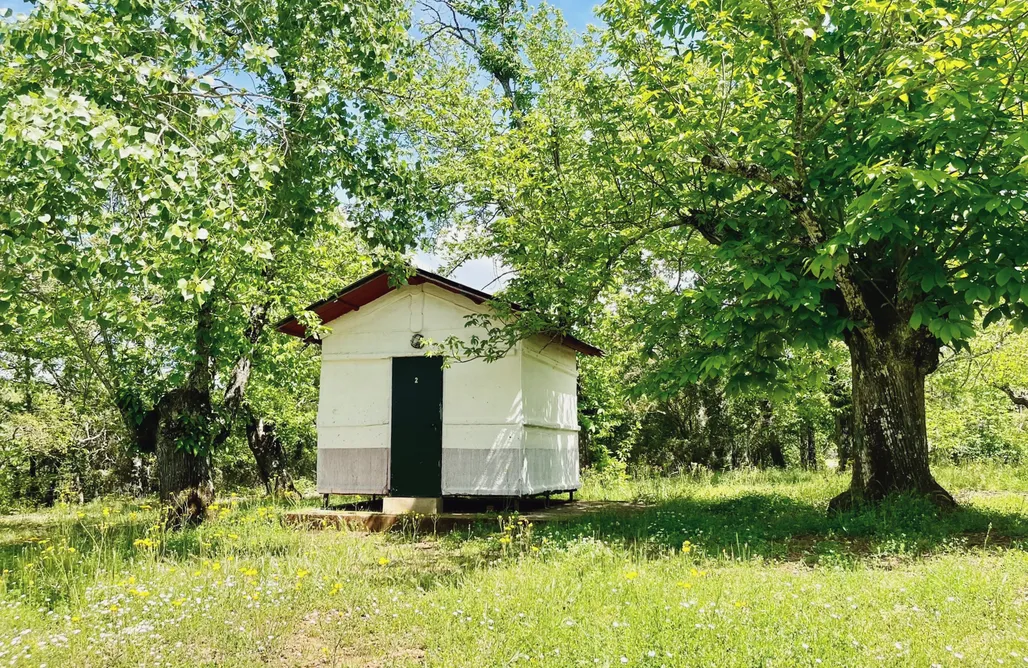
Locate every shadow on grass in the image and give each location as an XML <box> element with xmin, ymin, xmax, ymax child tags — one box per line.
<box><xmin>520</xmin><ymin>491</ymin><xmax>1028</xmax><ymax>565</ymax></box>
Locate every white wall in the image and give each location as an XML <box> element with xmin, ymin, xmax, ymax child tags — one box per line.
<box><xmin>442</xmin><ymin>348</ymin><xmax>524</xmax><ymax>495</ymax></box>
<box><xmin>520</xmin><ymin>335</ymin><xmax>581</xmax><ymax>494</ymax></box>
<box><xmin>317</xmin><ymin>358</ymin><xmax>391</xmax><ymax>494</ymax></box>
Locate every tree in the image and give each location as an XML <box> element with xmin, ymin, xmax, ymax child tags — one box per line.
<box><xmin>927</xmin><ymin>323</ymin><xmax>1028</xmax><ymax>463</ymax></box>
<box><xmin>0</xmin><ymin>327</ymin><xmax>134</xmax><ymax>508</ymax></box>
<box><xmin>0</xmin><ymin>0</ymin><xmax>425</xmax><ymax>522</ymax></box>
<box><xmin>597</xmin><ymin>0</ymin><xmax>1028</xmax><ymax>509</ymax></box>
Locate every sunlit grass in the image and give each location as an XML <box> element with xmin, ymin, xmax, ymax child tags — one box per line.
<box><xmin>1</xmin><ymin>465</ymin><xmax>1027</xmax><ymax>666</ymax></box>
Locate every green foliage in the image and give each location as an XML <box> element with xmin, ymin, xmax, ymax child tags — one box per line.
<box><xmin>927</xmin><ymin>325</ymin><xmax>1028</xmax><ymax>463</ymax></box>
<box><xmin>599</xmin><ymin>0</ymin><xmax>1028</xmax><ymax>352</ymax></box>
<box><xmin>0</xmin><ymin>374</ymin><xmax>134</xmax><ymax>511</ymax></box>
<box><xmin>407</xmin><ymin>0</ymin><xmax>1028</xmax><ymax>399</ymax></box>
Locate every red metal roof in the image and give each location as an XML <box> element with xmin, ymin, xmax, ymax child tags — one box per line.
<box><xmin>275</xmin><ymin>268</ymin><xmax>604</xmax><ymax>357</ymax></box>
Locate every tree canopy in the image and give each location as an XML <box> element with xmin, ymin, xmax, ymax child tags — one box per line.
<box><xmin>0</xmin><ymin>0</ymin><xmax>430</xmax><ymax>519</ymax></box>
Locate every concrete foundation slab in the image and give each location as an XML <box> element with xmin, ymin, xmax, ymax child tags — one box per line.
<box><xmin>382</xmin><ymin>496</ymin><xmax>443</xmax><ymax>515</ymax></box>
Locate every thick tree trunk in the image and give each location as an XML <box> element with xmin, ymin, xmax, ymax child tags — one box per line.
<box><xmin>828</xmin><ymin>330</ymin><xmax>955</xmax><ymax>512</ymax></box>
<box><xmin>154</xmin><ymin>388</ymin><xmax>215</xmax><ymax>526</ymax></box>
<box><xmin>245</xmin><ymin>415</ymin><xmax>298</xmax><ymax>496</ymax></box>
<box><xmin>153</xmin><ymin>301</ymin><xmax>219</xmax><ymax>527</ymax></box>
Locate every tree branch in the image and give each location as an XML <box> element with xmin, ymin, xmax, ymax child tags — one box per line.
<box><xmin>701</xmin><ymin>154</ymin><xmax>802</xmax><ymax>196</ymax></box>
<box><xmin>997</xmin><ymin>384</ymin><xmax>1028</xmax><ymax>409</ymax></box>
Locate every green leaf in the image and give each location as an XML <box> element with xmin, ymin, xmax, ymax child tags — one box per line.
<box><xmin>982</xmin><ymin>306</ymin><xmax>1005</xmax><ymax>328</ymax></box>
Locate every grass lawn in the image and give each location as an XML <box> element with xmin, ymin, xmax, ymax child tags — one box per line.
<box><xmin>2</xmin><ymin>464</ymin><xmax>1028</xmax><ymax>666</ymax></box>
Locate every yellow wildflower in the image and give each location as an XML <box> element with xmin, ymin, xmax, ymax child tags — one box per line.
<box><xmin>625</xmin><ymin>570</ymin><xmax>639</xmax><ymax>580</ymax></box>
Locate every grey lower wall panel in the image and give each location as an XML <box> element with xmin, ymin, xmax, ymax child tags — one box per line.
<box><xmin>522</xmin><ymin>443</ymin><xmax>579</xmax><ymax>495</ymax></box>
<box><xmin>442</xmin><ymin>445</ymin><xmax>580</xmax><ymax>496</ymax></box>
<box><xmin>318</xmin><ymin>448</ymin><xmax>389</xmax><ymax>494</ymax></box>
<box><xmin>442</xmin><ymin>447</ymin><xmax>522</xmax><ymax>495</ymax></box>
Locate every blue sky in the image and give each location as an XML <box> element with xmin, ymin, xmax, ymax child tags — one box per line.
<box><xmin>550</xmin><ymin>0</ymin><xmax>603</xmax><ymax>31</ymax></box>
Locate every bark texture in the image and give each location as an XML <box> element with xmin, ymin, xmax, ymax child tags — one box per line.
<box><xmin>154</xmin><ymin>388</ymin><xmax>215</xmax><ymax>527</ymax></box>
<box><xmin>998</xmin><ymin>385</ymin><xmax>1028</xmax><ymax>409</ymax></box>
<box><xmin>828</xmin><ymin>328</ymin><xmax>955</xmax><ymax>512</ymax></box>
<box><xmin>246</xmin><ymin>415</ymin><xmax>298</xmax><ymax>496</ymax></box>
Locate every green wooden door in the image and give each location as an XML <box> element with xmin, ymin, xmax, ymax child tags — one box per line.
<box><xmin>389</xmin><ymin>356</ymin><xmax>443</xmax><ymax>497</ymax></box>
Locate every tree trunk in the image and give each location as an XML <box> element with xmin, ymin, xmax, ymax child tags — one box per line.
<box><xmin>768</xmin><ymin>437</ymin><xmax>786</xmax><ymax>468</ymax></box>
<box><xmin>800</xmin><ymin>420</ymin><xmax>817</xmax><ymax>470</ymax></box>
<box><xmin>245</xmin><ymin>414</ymin><xmax>298</xmax><ymax>496</ymax></box>
<box><xmin>752</xmin><ymin>400</ymin><xmax>786</xmax><ymax>468</ymax></box>
<box><xmin>835</xmin><ymin>406</ymin><xmax>852</xmax><ymax>472</ymax></box>
<box><xmin>828</xmin><ymin>329</ymin><xmax>955</xmax><ymax>512</ymax></box>
<box><xmin>154</xmin><ymin>388</ymin><xmax>215</xmax><ymax>527</ymax></box>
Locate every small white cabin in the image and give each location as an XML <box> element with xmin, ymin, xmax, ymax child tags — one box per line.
<box><xmin>276</xmin><ymin>269</ymin><xmax>602</xmax><ymax>500</ymax></box>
